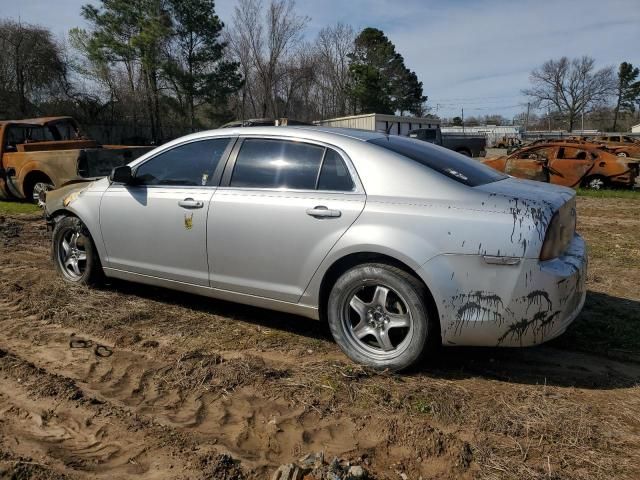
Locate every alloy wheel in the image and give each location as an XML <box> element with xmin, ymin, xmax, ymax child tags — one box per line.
<box><xmin>32</xmin><ymin>182</ymin><xmax>53</xmax><ymax>207</ymax></box>
<box><xmin>587</xmin><ymin>177</ymin><xmax>605</xmax><ymax>190</ymax></box>
<box><xmin>57</xmin><ymin>229</ymin><xmax>88</xmax><ymax>280</ymax></box>
<box><xmin>342</xmin><ymin>284</ymin><xmax>413</xmax><ymax>359</ymax></box>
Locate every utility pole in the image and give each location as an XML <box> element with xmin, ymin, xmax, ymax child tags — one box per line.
<box><xmin>548</xmin><ymin>106</ymin><xmax>551</xmax><ymax>132</ymax></box>
<box><xmin>461</xmin><ymin>107</ymin><xmax>465</xmax><ymax>134</ymax></box>
<box><xmin>524</xmin><ymin>102</ymin><xmax>530</xmax><ymax>132</ymax></box>
<box><xmin>580</xmin><ymin>74</ymin><xmax>586</xmax><ymax>133</ymax></box>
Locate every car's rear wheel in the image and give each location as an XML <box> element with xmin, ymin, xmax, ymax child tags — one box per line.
<box><xmin>52</xmin><ymin>216</ymin><xmax>103</xmax><ymax>285</ymax></box>
<box><xmin>583</xmin><ymin>175</ymin><xmax>607</xmax><ymax>190</ymax></box>
<box><xmin>24</xmin><ymin>174</ymin><xmax>54</xmax><ymax>207</ymax></box>
<box><xmin>327</xmin><ymin>263</ymin><xmax>435</xmax><ymax>371</ymax></box>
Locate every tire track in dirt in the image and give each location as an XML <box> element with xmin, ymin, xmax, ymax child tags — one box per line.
<box><xmin>0</xmin><ymin>350</ymin><xmax>203</xmax><ymax>479</ymax></box>
<box><xmin>0</xmin><ymin>300</ymin><xmax>379</xmax><ymax>473</ymax></box>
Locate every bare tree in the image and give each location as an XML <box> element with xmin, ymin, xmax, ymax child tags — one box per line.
<box><xmin>314</xmin><ymin>23</ymin><xmax>355</xmax><ymax>118</ymax></box>
<box><xmin>226</xmin><ymin>0</ymin><xmax>309</xmax><ymax>119</ymax></box>
<box><xmin>523</xmin><ymin>56</ymin><xmax>615</xmax><ymax>131</ymax></box>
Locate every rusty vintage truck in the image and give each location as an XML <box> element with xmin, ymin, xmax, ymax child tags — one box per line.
<box><xmin>0</xmin><ymin>117</ymin><xmax>152</xmax><ymax>205</ymax></box>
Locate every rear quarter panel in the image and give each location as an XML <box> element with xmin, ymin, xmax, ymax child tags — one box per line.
<box><xmin>300</xmin><ymin>189</ymin><xmax>555</xmax><ymax>307</ymax></box>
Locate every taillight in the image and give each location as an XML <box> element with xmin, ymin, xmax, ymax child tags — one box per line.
<box><xmin>540</xmin><ymin>202</ymin><xmax>576</xmax><ymax>261</ymax></box>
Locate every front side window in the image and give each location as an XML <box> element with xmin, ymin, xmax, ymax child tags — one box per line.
<box><xmin>135</xmin><ymin>138</ymin><xmax>230</xmax><ymax>186</ymax></box>
<box><xmin>230</xmin><ymin>139</ymin><xmax>325</xmax><ymax>189</ymax></box>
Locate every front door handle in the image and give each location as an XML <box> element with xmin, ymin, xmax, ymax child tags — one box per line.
<box><xmin>178</xmin><ymin>198</ymin><xmax>204</xmax><ymax>209</ymax></box>
<box><xmin>306</xmin><ymin>205</ymin><xmax>341</xmax><ymax>218</ymax></box>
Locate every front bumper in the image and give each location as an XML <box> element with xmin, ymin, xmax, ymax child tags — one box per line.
<box><xmin>423</xmin><ymin>234</ymin><xmax>587</xmax><ymax>347</ymax></box>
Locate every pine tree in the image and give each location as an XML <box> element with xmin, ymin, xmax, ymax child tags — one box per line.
<box><xmin>164</xmin><ymin>0</ymin><xmax>242</xmax><ymax>130</ymax></box>
<box><xmin>348</xmin><ymin>28</ymin><xmax>426</xmax><ymax>115</ymax></box>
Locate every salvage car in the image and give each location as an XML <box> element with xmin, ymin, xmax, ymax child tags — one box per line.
<box><xmin>0</xmin><ymin>116</ymin><xmax>152</xmax><ymax>205</ymax></box>
<box><xmin>482</xmin><ymin>141</ymin><xmax>638</xmax><ymax>189</ymax></box>
<box><xmin>44</xmin><ymin>127</ymin><xmax>587</xmax><ymax>370</ymax></box>
<box><xmin>590</xmin><ymin>137</ymin><xmax>640</xmax><ymax>158</ymax></box>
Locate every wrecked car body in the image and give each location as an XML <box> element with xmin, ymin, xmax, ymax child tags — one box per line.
<box><xmin>0</xmin><ymin>116</ymin><xmax>152</xmax><ymax>204</ymax></box>
<box><xmin>482</xmin><ymin>141</ymin><xmax>639</xmax><ymax>189</ymax></box>
<box><xmin>45</xmin><ymin>127</ymin><xmax>587</xmax><ymax>370</ymax></box>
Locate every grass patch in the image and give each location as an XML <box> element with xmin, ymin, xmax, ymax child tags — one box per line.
<box><xmin>576</xmin><ymin>188</ymin><xmax>640</xmax><ymax>199</ymax></box>
<box><xmin>0</xmin><ymin>200</ymin><xmax>40</xmax><ymax>215</ymax></box>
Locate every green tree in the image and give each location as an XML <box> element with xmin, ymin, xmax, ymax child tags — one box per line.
<box><xmin>348</xmin><ymin>28</ymin><xmax>426</xmax><ymax>115</ymax></box>
<box><xmin>80</xmin><ymin>0</ymin><xmax>171</xmax><ymax>142</ymax></box>
<box><xmin>452</xmin><ymin>116</ymin><xmax>463</xmax><ymax>127</ymax></box>
<box><xmin>0</xmin><ymin>20</ymin><xmax>68</xmax><ymax>117</ymax></box>
<box><xmin>612</xmin><ymin>62</ymin><xmax>640</xmax><ymax>131</ymax></box>
<box><xmin>164</xmin><ymin>0</ymin><xmax>242</xmax><ymax>130</ymax></box>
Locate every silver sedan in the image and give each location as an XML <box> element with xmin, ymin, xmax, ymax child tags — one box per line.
<box><xmin>44</xmin><ymin>126</ymin><xmax>587</xmax><ymax>370</ymax></box>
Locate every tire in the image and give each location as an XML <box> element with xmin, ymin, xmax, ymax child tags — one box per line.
<box><xmin>457</xmin><ymin>149</ymin><xmax>471</xmax><ymax>157</ymax></box>
<box><xmin>52</xmin><ymin>216</ymin><xmax>104</xmax><ymax>286</ymax></box>
<box><xmin>583</xmin><ymin>175</ymin><xmax>607</xmax><ymax>190</ymax></box>
<box><xmin>24</xmin><ymin>174</ymin><xmax>54</xmax><ymax>206</ymax></box>
<box><xmin>326</xmin><ymin>263</ymin><xmax>436</xmax><ymax>371</ymax></box>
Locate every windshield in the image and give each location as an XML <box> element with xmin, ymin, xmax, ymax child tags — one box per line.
<box><xmin>369</xmin><ymin>135</ymin><xmax>506</xmax><ymax>187</ymax></box>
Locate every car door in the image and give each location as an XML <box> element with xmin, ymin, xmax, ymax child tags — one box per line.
<box><xmin>100</xmin><ymin>137</ymin><xmax>233</xmax><ymax>285</ymax></box>
<box><xmin>549</xmin><ymin>146</ymin><xmax>596</xmax><ymax>187</ymax></box>
<box><xmin>505</xmin><ymin>146</ymin><xmax>554</xmax><ymax>182</ymax></box>
<box><xmin>207</xmin><ymin>137</ymin><xmax>365</xmax><ymax>303</ymax></box>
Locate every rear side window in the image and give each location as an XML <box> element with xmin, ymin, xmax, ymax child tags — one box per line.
<box><xmin>136</xmin><ymin>138</ymin><xmax>230</xmax><ymax>186</ymax></box>
<box><xmin>317</xmin><ymin>149</ymin><xmax>355</xmax><ymax>191</ymax></box>
<box><xmin>369</xmin><ymin>135</ymin><xmax>506</xmax><ymax>186</ymax></box>
<box><xmin>230</xmin><ymin>139</ymin><xmax>324</xmax><ymax>190</ymax></box>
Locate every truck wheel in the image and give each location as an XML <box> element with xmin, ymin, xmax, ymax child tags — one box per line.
<box><xmin>326</xmin><ymin>263</ymin><xmax>437</xmax><ymax>371</ymax></box>
<box><xmin>32</xmin><ymin>181</ymin><xmax>54</xmax><ymax>207</ymax></box>
<box><xmin>25</xmin><ymin>174</ymin><xmax>54</xmax><ymax>207</ymax></box>
<box><xmin>457</xmin><ymin>149</ymin><xmax>471</xmax><ymax>157</ymax></box>
<box><xmin>52</xmin><ymin>216</ymin><xmax>104</xmax><ymax>286</ymax></box>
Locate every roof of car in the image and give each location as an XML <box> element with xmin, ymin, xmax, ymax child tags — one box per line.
<box><xmin>0</xmin><ymin>116</ymin><xmax>74</xmax><ymax>127</ymax></box>
<box><xmin>193</xmin><ymin>125</ymin><xmax>387</xmax><ymax>143</ymax></box>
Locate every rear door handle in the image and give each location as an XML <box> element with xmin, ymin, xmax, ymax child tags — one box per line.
<box><xmin>178</xmin><ymin>198</ymin><xmax>204</xmax><ymax>209</ymax></box>
<box><xmin>306</xmin><ymin>205</ymin><xmax>341</xmax><ymax>218</ymax></box>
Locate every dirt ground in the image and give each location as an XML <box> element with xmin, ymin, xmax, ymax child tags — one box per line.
<box><xmin>0</xmin><ymin>196</ymin><xmax>639</xmax><ymax>480</ymax></box>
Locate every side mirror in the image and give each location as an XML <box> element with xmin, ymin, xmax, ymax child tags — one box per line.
<box><xmin>109</xmin><ymin>165</ymin><xmax>133</xmax><ymax>184</ymax></box>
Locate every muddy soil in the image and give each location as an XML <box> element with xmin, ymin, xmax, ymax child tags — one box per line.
<box><xmin>0</xmin><ymin>198</ymin><xmax>639</xmax><ymax>479</ymax></box>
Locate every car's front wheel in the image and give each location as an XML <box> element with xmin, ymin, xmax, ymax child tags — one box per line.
<box><xmin>327</xmin><ymin>263</ymin><xmax>436</xmax><ymax>371</ymax></box>
<box><xmin>52</xmin><ymin>216</ymin><xmax>103</xmax><ymax>285</ymax></box>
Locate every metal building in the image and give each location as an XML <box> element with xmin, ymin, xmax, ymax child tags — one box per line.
<box><xmin>315</xmin><ymin>113</ymin><xmax>440</xmax><ymax>136</ymax></box>
<box><xmin>441</xmin><ymin>125</ymin><xmax>522</xmax><ymax>147</ymax></box>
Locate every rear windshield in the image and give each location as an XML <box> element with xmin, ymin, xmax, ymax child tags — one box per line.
<box><xmin>369</xmin><ymin>135</ymin><xmax>506</xmax><ymax>187</ymax></box>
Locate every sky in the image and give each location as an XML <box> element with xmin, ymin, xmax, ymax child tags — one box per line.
<box><xmin>1</xmin><ymin>0</ymin><xmax>639</xmax><ymax>120</ymax></box>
